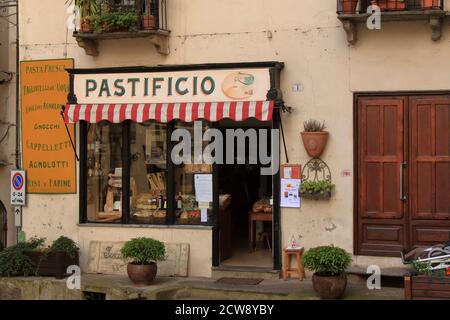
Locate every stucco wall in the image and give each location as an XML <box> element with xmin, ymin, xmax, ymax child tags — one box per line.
<box><xmin>18</xmin><ymin>0</ymin><xmax>450</xmax><ymax>276</ymax></box>
<box><xmin>0</xmin><ymin>5</ymin><xmax>17</xmax><ymax>247</ymax></box>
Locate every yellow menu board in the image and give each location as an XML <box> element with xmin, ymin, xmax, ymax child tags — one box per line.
<box><xmin>20</xmin><ymin>59</ymin><xmax>76</xmax><ymax>194</ymax></box>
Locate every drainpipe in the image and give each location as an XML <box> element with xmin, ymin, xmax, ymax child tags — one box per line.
<box><xmin>15</xmin><ymin>0</ymin><xmax>20</xmax><ymax>170</ymax></box>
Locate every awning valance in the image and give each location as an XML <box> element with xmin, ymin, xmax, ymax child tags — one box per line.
<box><xmin>63</xmin><ymin>101</ymin><xmax>274</xmax><ymax>124</ymax></box>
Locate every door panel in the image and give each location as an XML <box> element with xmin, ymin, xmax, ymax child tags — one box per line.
<box><xmin>410</xmin><ymin>97</ymin><xmax>450</xmax><ymax>247</ymax></box>
<box><xmin>357</xmin><ymin>95</ymin><xmax>450</xmax><ymax>257</ymax></box>
<box><xmin>357</xmin><ymin>97</ymin><xmax>407</xmax><ymax>256</ymax></box>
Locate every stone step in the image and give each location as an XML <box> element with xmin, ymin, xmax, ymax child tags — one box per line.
<box><xmin>211</xmin><ymin>266</ymin><xmax>281</xmax><ymax>280</ymax></box>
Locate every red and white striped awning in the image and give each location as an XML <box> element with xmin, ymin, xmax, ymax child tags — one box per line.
<box><xmin>63</xmin><ymin>101</ymin><xmax>274</xmax><ymax>124</ymax></box>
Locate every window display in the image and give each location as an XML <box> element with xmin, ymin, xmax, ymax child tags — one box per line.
<box><xmin>130</xmin><ymin>123</ymin><xmax>167</xmax><ymax>224</ymax></box>
<box><xmin>174</xmin><ymin>122</ymin><xmax>213</xmax><ymax>225</ymax></box>
<box><xmin>86</xmin><ymin>123</ymin><xmax>123</xmax><ymax>223</ymax></box>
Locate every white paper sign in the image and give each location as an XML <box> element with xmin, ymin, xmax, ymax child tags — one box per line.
<box><xmin>281</xmin><ymin>178</ymin><xmax>301</xmax><ymax>208</ymax></box>
<box><xmin>201</xmin><ymin>208</ymin><xmax>208</xmax><ymax>223</ymax></box>
<box><xmin>194</xmin><ymin>174</ymin><xmax>213</xmax><ymax>203</ymax></box>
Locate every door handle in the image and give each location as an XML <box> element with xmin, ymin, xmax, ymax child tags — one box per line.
<box><xmin>400</xmin><ymin>162</ymin><xmax>407</xmax><ymax>201</ymax></box>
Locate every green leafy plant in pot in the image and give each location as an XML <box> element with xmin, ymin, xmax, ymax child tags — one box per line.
<box><xmin>300</xmin><ymin>180</ymin><xmax>335</xmax><ymax>200</ymax></box>
<box><xmin>121</xmin><ymin>237</ymin><xmax>166</xmax><ymax>285</ymax></box>
<box><xmin>301</xmin><ymin>119</ymin><xmax>329</xmax><ymax>158</ymax></box>
<box><xmin>303</xmin><ymin>246</ymin><xmax>352</xmax><ymax>299</ymax></box>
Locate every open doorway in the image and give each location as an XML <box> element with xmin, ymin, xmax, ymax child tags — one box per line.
<box><xmin>217</xmin><ymin>121</ymin><xmax>273</xmax><ymax>269</ymax></box>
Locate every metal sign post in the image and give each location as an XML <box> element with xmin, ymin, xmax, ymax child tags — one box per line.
<box><xmin>11</xmin><ymin>170</ymin><xmax>26</xmax><ymax>231</ymax></box>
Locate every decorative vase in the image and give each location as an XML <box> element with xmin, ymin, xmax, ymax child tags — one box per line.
<box><xmin>301</xmin><ymin>132</ymin><xmax>329</xmax><ymax>158</ymax></box>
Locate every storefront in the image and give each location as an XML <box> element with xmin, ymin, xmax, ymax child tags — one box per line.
<box><xmin>63</xmin><ymin>62</ymin><xmax>285</xmax><ymax>273</ymax></box>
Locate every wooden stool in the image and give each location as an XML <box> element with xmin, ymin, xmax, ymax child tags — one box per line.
<box><xmin>283</xmin><ymin>248</ymin><xmax>306</xmax><ymax>281</ymax></box>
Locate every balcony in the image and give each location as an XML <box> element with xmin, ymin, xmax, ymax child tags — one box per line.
<box><xmin>73</xmin><ymin>0</ymin><xmax>169</xmax><ymax>56</ymax></box>
<box><xmin>337</xmin><ymin>0</ymin><xmax>447</xmax><ymax>44</ymax></box>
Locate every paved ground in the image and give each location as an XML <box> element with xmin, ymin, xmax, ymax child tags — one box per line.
<box><xmin>0</xmin><ymin>274</ymin><xmax>405</xmax><ymax>300</ymax></box>
<box><xmin>75</xmin><ymin>274</ymin><xmax>405</xmax><ymax>300</ymax></box>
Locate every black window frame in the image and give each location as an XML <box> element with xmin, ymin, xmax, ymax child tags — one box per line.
<box><xmin>80</xmin><ymin>119</ymin><xmax>219</xmax><ymax>226</ymax></box>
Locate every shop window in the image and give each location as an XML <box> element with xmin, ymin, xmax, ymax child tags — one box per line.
<box><xmin>130</xmin><ymin>122</ymin><xmax>167</xmax><ymax>225</ymax></box>
<box><xmin>174</xmin><ymin>122</ymin><xmax>213</xmax><ymax>226</ymax></box>
<box><xmin>82</xmin><ymin>120</ymin><xmax>215</xmax><ymax>226</ymax></box>
<box><xmin>86</xmin><ymin>122</ymin><xmax>123</xmax><ymax>223</ymax></box>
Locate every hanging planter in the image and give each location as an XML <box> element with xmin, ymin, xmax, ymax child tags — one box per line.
<box><xmin>300</xmin><ymin>158</ymin><xmax>335</xmax><ymax>200</ymax></box>
<box><xmin>301</xmin><ymin>119</ymin><xmax>329</xmax><ymax>158</ymax></box>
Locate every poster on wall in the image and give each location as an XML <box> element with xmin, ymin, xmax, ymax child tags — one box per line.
<box><xmin>20</xmin><ymin>59</ymin><xmax>76</xmax><ymax>194</ymax></box>
<box><xmin>280</xmin><ymin>178</ymin><xmax>301</xmax><ymax>208</ymax></box>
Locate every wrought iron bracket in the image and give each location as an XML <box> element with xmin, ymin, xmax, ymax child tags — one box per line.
<box><xmin>301</xmin><ymin>158</ymin><xmax>332</xmax><ymax>183</ymax></box>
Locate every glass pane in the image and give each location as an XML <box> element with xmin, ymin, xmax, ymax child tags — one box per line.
<box><xmin>130</xmin><ymin>122</ymin><xmax>167</xmax><ymax>225</ymax></box>
<box><xmin>174</xmin><ymin>122</ymin><xmax>213</xmax><ymax>226</ymax></box>
<box><xmin>86</xmin><ymin>122</ymin><xmax>123</xmax><ymax>223</ymax></box>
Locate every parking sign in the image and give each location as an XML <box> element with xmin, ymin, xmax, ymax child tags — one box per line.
<box><xmin>11</xmin><ymin>170</ymin><xmax>26</xmax><ymax>206</ymax></box>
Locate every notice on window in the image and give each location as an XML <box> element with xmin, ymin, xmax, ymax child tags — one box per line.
<box><xmin>194</xmin><ymin>174</ymin><xmax>213</xmax><ymax>203</ymax></box>
<box><xmin>281</xmin><ymin>178</ymin><xmax>301</xmax><ymax>208</ymax></box>
<box><xmin>20</xmin><ymin>59</ymin><xmax>76</xmax><ymax>193</ymax></box>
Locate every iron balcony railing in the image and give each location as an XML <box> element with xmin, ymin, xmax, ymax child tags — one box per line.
<box><xmin>79</xmin><ymin>0</ymin><xmax>168</xmax><ymax>31</ymax></box>
<box><xmin>337</xmin><ymin>0</ymin><xmax>444</xmax><ymax>14</ymax></box>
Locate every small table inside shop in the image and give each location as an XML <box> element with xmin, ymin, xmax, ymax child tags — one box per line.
<box><xmin>248</xmin><ymin>211</ymin><xmax>273</xmax><ymax>253</ymax></box>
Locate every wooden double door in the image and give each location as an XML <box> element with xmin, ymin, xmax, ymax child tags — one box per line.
<box><xmin>356</xmin><ymin>95</ymin><xmax>450</xmax><ymax>257</ymax></box>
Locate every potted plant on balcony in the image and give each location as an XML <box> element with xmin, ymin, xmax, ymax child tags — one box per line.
<box><xmin>94</xmin><ymin>8</ymin><xmax>139</xmax><ymax>33</ymax></box>
<box><xmin>303</xmin><ymin>246</ymin><xmax>352</xmax><ymax>299</ymax></box>
<box><xmin>80</xmin><ymin>15</ymin><xmax>95</xmax><ymax>33</ymax></box>
<box><xmin>142</xmin><ymin>0</ymin><xmax>157</xmax><ymax>30</ymax></box>
<box><xmin>300</xmin><ymin>180</ymin><xmax>335</xmax><ymax>200</ymax></box>
<box><xmin>375</xmin><ymin>0</ymin><xmax>407</xmax><ymax>11</ymax></box>
<box><xmin>340</xmin><ymin>0</ymin><xmax>359</xmax><ymax>14</ymax></box>
<box><xmin>422</xmin><ymin>0</ymin><xmax>441</xmax><ymax>9</ymax></box>
<box><xmin>121</xmin><ymin>237</ymin><xmax>166</xmax><ymax>285</ymax></box>
<box><xmin>301</xmin><ymin>119</ymin><xmax>329</xmax><ymax>158</ymax></box>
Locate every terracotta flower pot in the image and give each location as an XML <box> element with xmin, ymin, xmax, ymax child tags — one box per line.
<box><xmin>422</xmin><ymin>0</ymin><xmax>440</xmax><ymax>9</ymax></box>
<box><xmin>80</xmin><ymin>20</ymin><xmax>93</xmax><ymax>33</ymax></box>
<box><xmin>341</xmin><ymin>0</ymin><xmax>359</xmax><ymax>13</ymax></box>
<box><xmin>376</xmin><ymin>0</ymin><xmax>407</xmax><ymax>11</ymax></box>
<box><xmin>142</xmin><ymin>15</ymin><xmax>156</xmax><ymax>30</ymax></box>
<box><xmin>301</xmin><ymin>131</ymin><xmax>329</xmax><ymax>158</ymax></box>
<box><xmin>127</xmin><ymin>262</ymin><xmax>157</xmax><ymax>285</ymax></box>
<box><xmin>312</xmin><ymin>273</ymin><xmax>348</xmax><ymax>299</ymax></box>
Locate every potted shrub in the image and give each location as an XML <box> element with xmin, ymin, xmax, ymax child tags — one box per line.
<box><xmin>0</xmin><ymin>237</ymin><xmax>44</xmax><ymax>277</ymax></box>
<box><xmin>303</xmin><ymin>246</ymin><xmax>352</xmax><ymax>299</ymax></box>
<box><xmin>24</xmin><ymin>236</ymin><xmax>80</xmax><ymax>279</ymax></box>
<box><xmin>404</xmin><ymin>261</ymin><xmax>450</xmax><ymax>300</ymax></box>
<box><xmin>121</xmin><ymin>237</ymin><xmax>166</xmax><ymax>285</ymax></box>
<box><xmin>300</xmin><ymin>180</ymin><xmax>335</xmax><ymax>200</ymax></box>
<box><xmin>301</xmin><ymin>119</ymin><xmax>329</xmax><ymax>158</ymax></box>
<box><xmin>340</xmin><ymin>0</ymin><xmax>359</xmax><ymax>14</ymax></box>
<box><xmin>142</xmin><ymin>0</ymin><xmax>157</xmax><ymax>30</ymax></box>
